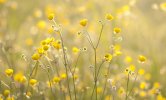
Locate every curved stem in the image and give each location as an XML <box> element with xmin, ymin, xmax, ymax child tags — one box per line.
<box><xmin>95</xmin><ymin>23</ymin><xmax>104</xmax><ymax>48</ymax></box>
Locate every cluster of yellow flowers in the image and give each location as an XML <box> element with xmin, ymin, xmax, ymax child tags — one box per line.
<box><xmin>32</xmin><ymin>37</ymin><xmax>61</xmax><ymax>60</ymax></box>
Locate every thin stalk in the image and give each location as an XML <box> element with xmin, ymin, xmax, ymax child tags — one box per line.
<box><xmin>94</xmin><ymin>49</ymin><xmax>97</xmax><ymax>100</ymax></box>
<box><xmin>72</xmin><ymin>52</ymin><xmax>81</xmax><ymax>100</ymax></box>
<box><xmin>54</xmin><ymin>56</ymin><xmax>66</xmax><ymax>100</ymax></box>
<box><xmin>52</xmin><ymin>19</ymin><xmax>72</xmax><ymax>99</ymax></box>
<box><xmin>95</xmin><ymin>22</ymin><xmax>104</xmax><ymax>49</ymax></box>
<box><xmin>90</xmin><ymin>61</ymin><xmax>105</xmax><ymax>99</ymax></box>
<box><xmin>25</xmin><ymin>61</ymin><xmax>39</xmax><ymax>94</ymax></box>
<box><xmin>125</xmin><ymin>73</ymin><xmax>130</xmax><ymax>100</ymax></box>
<box><xmin>100</xmin><ymin>62</ymin><xmax>111</xmax><ymax>100</ymax></box>
<box><xmin>59</xmin><ymin>32</ymin><xmax>72</xmax><ymax>100</ymax></box>
<box><xmin>86</xmin><ymin>22</ymin><xmax>104</xmax><ymax>100</ymax></box>
<box><xmin>96</xmin><ymin>61</ymin><xmax>105</xmax><ymax>78</ymax></box>
<box><xmin>46</xmin><ymin>68</ymin><xmax>55</xmax><ymax>99</ymax></box>
<box><xmin>127</xmin><ymin>72</ymin><xmax>138</xmax><ymax>98</ymax></box>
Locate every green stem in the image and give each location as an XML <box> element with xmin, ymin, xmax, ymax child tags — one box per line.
<box><xmin>125</xmin><ymin>73</ymin><xmax>130</xmax><ymax>100</ymax></box>
<box><xmin>25</xmin><ymin>61</ymin><xmax>39</xmax><ymax>94</ymax></box>
<box><xmin>59</xmin><ymin>32</ymin><xmax>72</xmax><ymax>100</ymax></box>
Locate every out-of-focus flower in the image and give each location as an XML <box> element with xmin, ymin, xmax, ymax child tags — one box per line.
<box><xmin>53</xmin><ymin>76</ymin><xmax>60</xmax><ymax>83</ymax></box>
<box><xmin>96</xmin><ymin>87</ymin><xmax>102</xmax><ymax>94</ymax></box>
<box><xmin>114</xmin><ymin>27</ymin><xmax>121</xmax><ymax>34</ymax></box>
<box><xmin>139</xmin><ymin>91</ymin><xmax>147</xmax><ymax>97</ymax></box>
<box><xmin>105</xmin><ymin>13</ymin><xmax>114</xmax><ymax>21</ymax></box>
<box><xmin>6</xmin><ymin>96</ymin><xmax>14</xmax><ymax>100</ymax></box>
<box><xmin>160</xmin><ymin>2</ymin><xmax>166</xmax><ymax>11</ymax></box>
<box><xmin>157</xmin><ymin>94</ymin><xmax>166</xmax><ymax>100</ymax></box>
<box><xmin>0</xmin><ymin>0</ymin><xmax>7</xmax><ymax>4</ymax></box>
<box><xmin>80</xmin><ymin>19</ymin><xmax>88</xmax><ymax>27</ymax></box>
<box><xmin>5</xmin><ymin>69</ymin><xmax>14</xmax><ymax>77</ymax></box>
<box><xmin>140</xmin><ymin>82</ymin><xmax>147</xmax><ymax>89</ymax></box>
<box><xmin>61</xmin><ymin>73</ymin><xmax>67</xmax><ymax>79</ymax></box>
<box><xmin>72</xmin><ymin>47</ymin><xmax>80</xmax><ymax>54</ymax></box>
<box><xmin>138</xmin><ymin>55</ymin><xmax>146</xmax><ymax>63</ymax></box>
<box><xmin>52</xmin><ymin>40</ymin><xmax>61</xmax><ymax>50</ymax></box>
<box><xmin>29</xmin><ymin>79</ymin><xmax>37</xmax><ymax>86</ymax></box>
<box><xmin>104</xmin><ymin>53</ymin><xmax>113</xmax><ymax>62</ymax></box>
<box><xmin>105</xmin><ymin>95</ymin><xmax>112</xmax><ymax>100</ymax></box>
<box><xmin>25</xmin><ymin>38</ymin><xmax>33</xmax><ymax>46</ymax></box>
<box><xmin>25</xmin><ymin>91</ymin><xmax>32</xmax><ymax>98</ymax></box>
<box><xmin>3</xmin><ymin>90</ymin><xmax>10</xmax><ymax>97</ymax></box>
<box><xmin>48</xmin><ymin>13</ymin><xmax>54</xmax><ymax>20</ymax></box>
<box><xmin>47</xmin><ymin>27</ymin><xmax>54</xmax><ymax>34</ymax></box>
<box><xmin>118</xmin><ymin>87</ymin><xmax>125</xmax><ymax>95</ymax></box>
<box><xmin>138</xmin><ymin>69</ymin><xmax>145</xmax><ymax>75</ymax></box>
<box><xmin>37</xmin><ymin>20</ymin><xmax>46</xmax><ymax>29</ymax></box>
<box><xmin>153</xmin><ymin>82</ymin><xmax>161</xmax><ymax>89</ymax></box>
<box><xmin>14</xmin><ymin>73</ymin><xmax>27</xmax><ymax>83</ymax></box>
<box><xmin>43</xmin><ymin>45</ymin><xmax>49</xmax><ymax>51</ymax></box>
<box><xmin>124</xmin><ymin>56</ymin><xmax>132</xmax><ymax>63</ymax></box>
<box><xmin>32</xmin><ymin>53</ymin><xmax>40</xmax><ymax>60</ymax></box>
<box><xmin>129</xmin><ymin>65</ymin><xmax>135</xmax><ymax>72</ymax></box>
<box><xmin>33</xmin><ymin>9</ymin><xmax>42</xmax><ymax>18</ymax></box>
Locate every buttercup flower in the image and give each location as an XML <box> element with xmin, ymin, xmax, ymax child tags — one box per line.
<box><xmin>5</xmin><ymin>69</ymin><xmax>14</xmax><ymax>77</ymax></box>
<box><xmin>29</xmin><ymin>79</ymin><xmax>37</xmax><ymax>86</ymax></box>
<box><xmin>80</xmin><ymin>19</ymin><xmax>88</xmax><ymax>27</ymax></box>
<box><xmin>105</xmin><ymin>13</ymin><xmax>114</xmax><ymax>21</ymax></box>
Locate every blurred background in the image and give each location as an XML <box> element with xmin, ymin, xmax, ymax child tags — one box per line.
<box><xmin>0</xmin><ymin>0</ymin><xmax>166</xmax><ymax>99</ymax></box>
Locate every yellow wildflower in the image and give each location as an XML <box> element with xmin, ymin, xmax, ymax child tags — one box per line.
<box><xmin>6</xmin><ymin>96</ymin><xmax>14</xmax><ymax>100</ymax></box>
<box><xmin>139</xmin><ymin>91</ymin><xmax>147</xmax><ymax>97</ymax></box>
<box><xmin>118</xmin><ymin>87</ymin><xmax>124</xmax><ymax>95</ymax></box>
<box><xmin>3</xmin><ymin>90</ymin><xmax>10</xmax><ymax>97</ymax></box>
<box><xmin>105</xmin><ymin>95</ymin><xmax>112</xmax><ymax>100</ymax></box>
<box><xmin>5</xmin><ymin>69</ymin><xmax>14</xmax><ymax>77</ymax></box>
<box><xmin>25</xmin><ymin>91</ymin><xmax>32</xmax><ymax>98</ymax></box>
<box><xmin>105</xmin><ymin>13</ymin><xmax>114</xmax><ymax>21</ymax></box>
<box><xmin>48</xmin><ymin>13</ymin><xmax>54</xmax><ymax>20</ymax></box>
<box><xmin>29</xmin><ymin>79</ymin><xmax>37</xmax><ymax>86</ymax></box>
<box><xmin>157</xmin><ymin>95</ymin><xmax>166</xmax><ymax>100</ymax></box>
<box><xmin>80</xmin><ymin>19</ymin><xmax>88</xmax><ymax>27</ymax></box>
<box><xmin>138</xmin><ymin>55</ymin><xmax>146</xmax><ymax>63</ymax></box>
<box><xmin>14</xmin><ymin>73</ymin><xmax>27</xmax><ymax>83</ymax></box>
<box><xmin>160</xmin><ymin>2</ymin><xmax>166</xmax><ymax>11</ymax></box>
<box><xmin>72</xmin><ymin>47</ymin><xmax>80</xmax><ymax>54</ymax></box>
<box><xmin>124</xmin><ymin>56</ymin><xmax>132</xmax><ymax>63</ymax></box>
<box><xmin>153</xmin><ymin>82</ymin><xmax>160</xmax><ymax>89</ymax></box>
<box><xmin>104</xmin><ymin>53</ymin><xmax>113</xmax><ymax>62</ymax></box>
<box><xmin>53</xmin><ymin>76</ymin><xmax>60</xmax><ymax>83</ymax></box>
<box><xmin>96</xmin><ymin>87</ymin><xmax>102</xmax><ymax>94</ymax></box>
<box><xmin>37</xmin><ymin>20</ymin><xmax>46</xmax><ymax>29</ymax></box>
<box><xmin>47</xmin><ymin>28</ymin><xmax>54</xmax><ymax>34</ymax></box>
<box><xmin>43</xmin><ymin>45</ymin><xmax>49</xmax><ymax>51</ymax></box>
<box><xmin>140</xmin><ymin>82</ymin><xmax>147</xmax><ymax>89</ymax></box>
<box><xmin>129</xmin><ymin>65</ymin><xmax>135</xmax><ymax>72</ymax></box>
<box><xmin>37</xmin><ymin>48</ymin><xmax>44</xmax><ymax>54</ymax></box>
<box><xmin>61</xmin><ymin>73</ymin><xmax>67</xmax><ymax>79</ymax></box>
<box><xmin>32</xmin><ymin>53</ymin><xmax>40</xmax><ymax>60</ymax></box>
<box><xmin>114</xmin><ymin>27</ymin><xmax>121</xmax><ymax>34</ymax></box>
<box><xmin>52</xmin><ymin>41</ymin><xmax>61</xmax><ymax>50</ymax></box>
<box><xmin>138</xmin><ymin>69</ymin><xmax>145</xmax><ymax>75</ymax></box>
